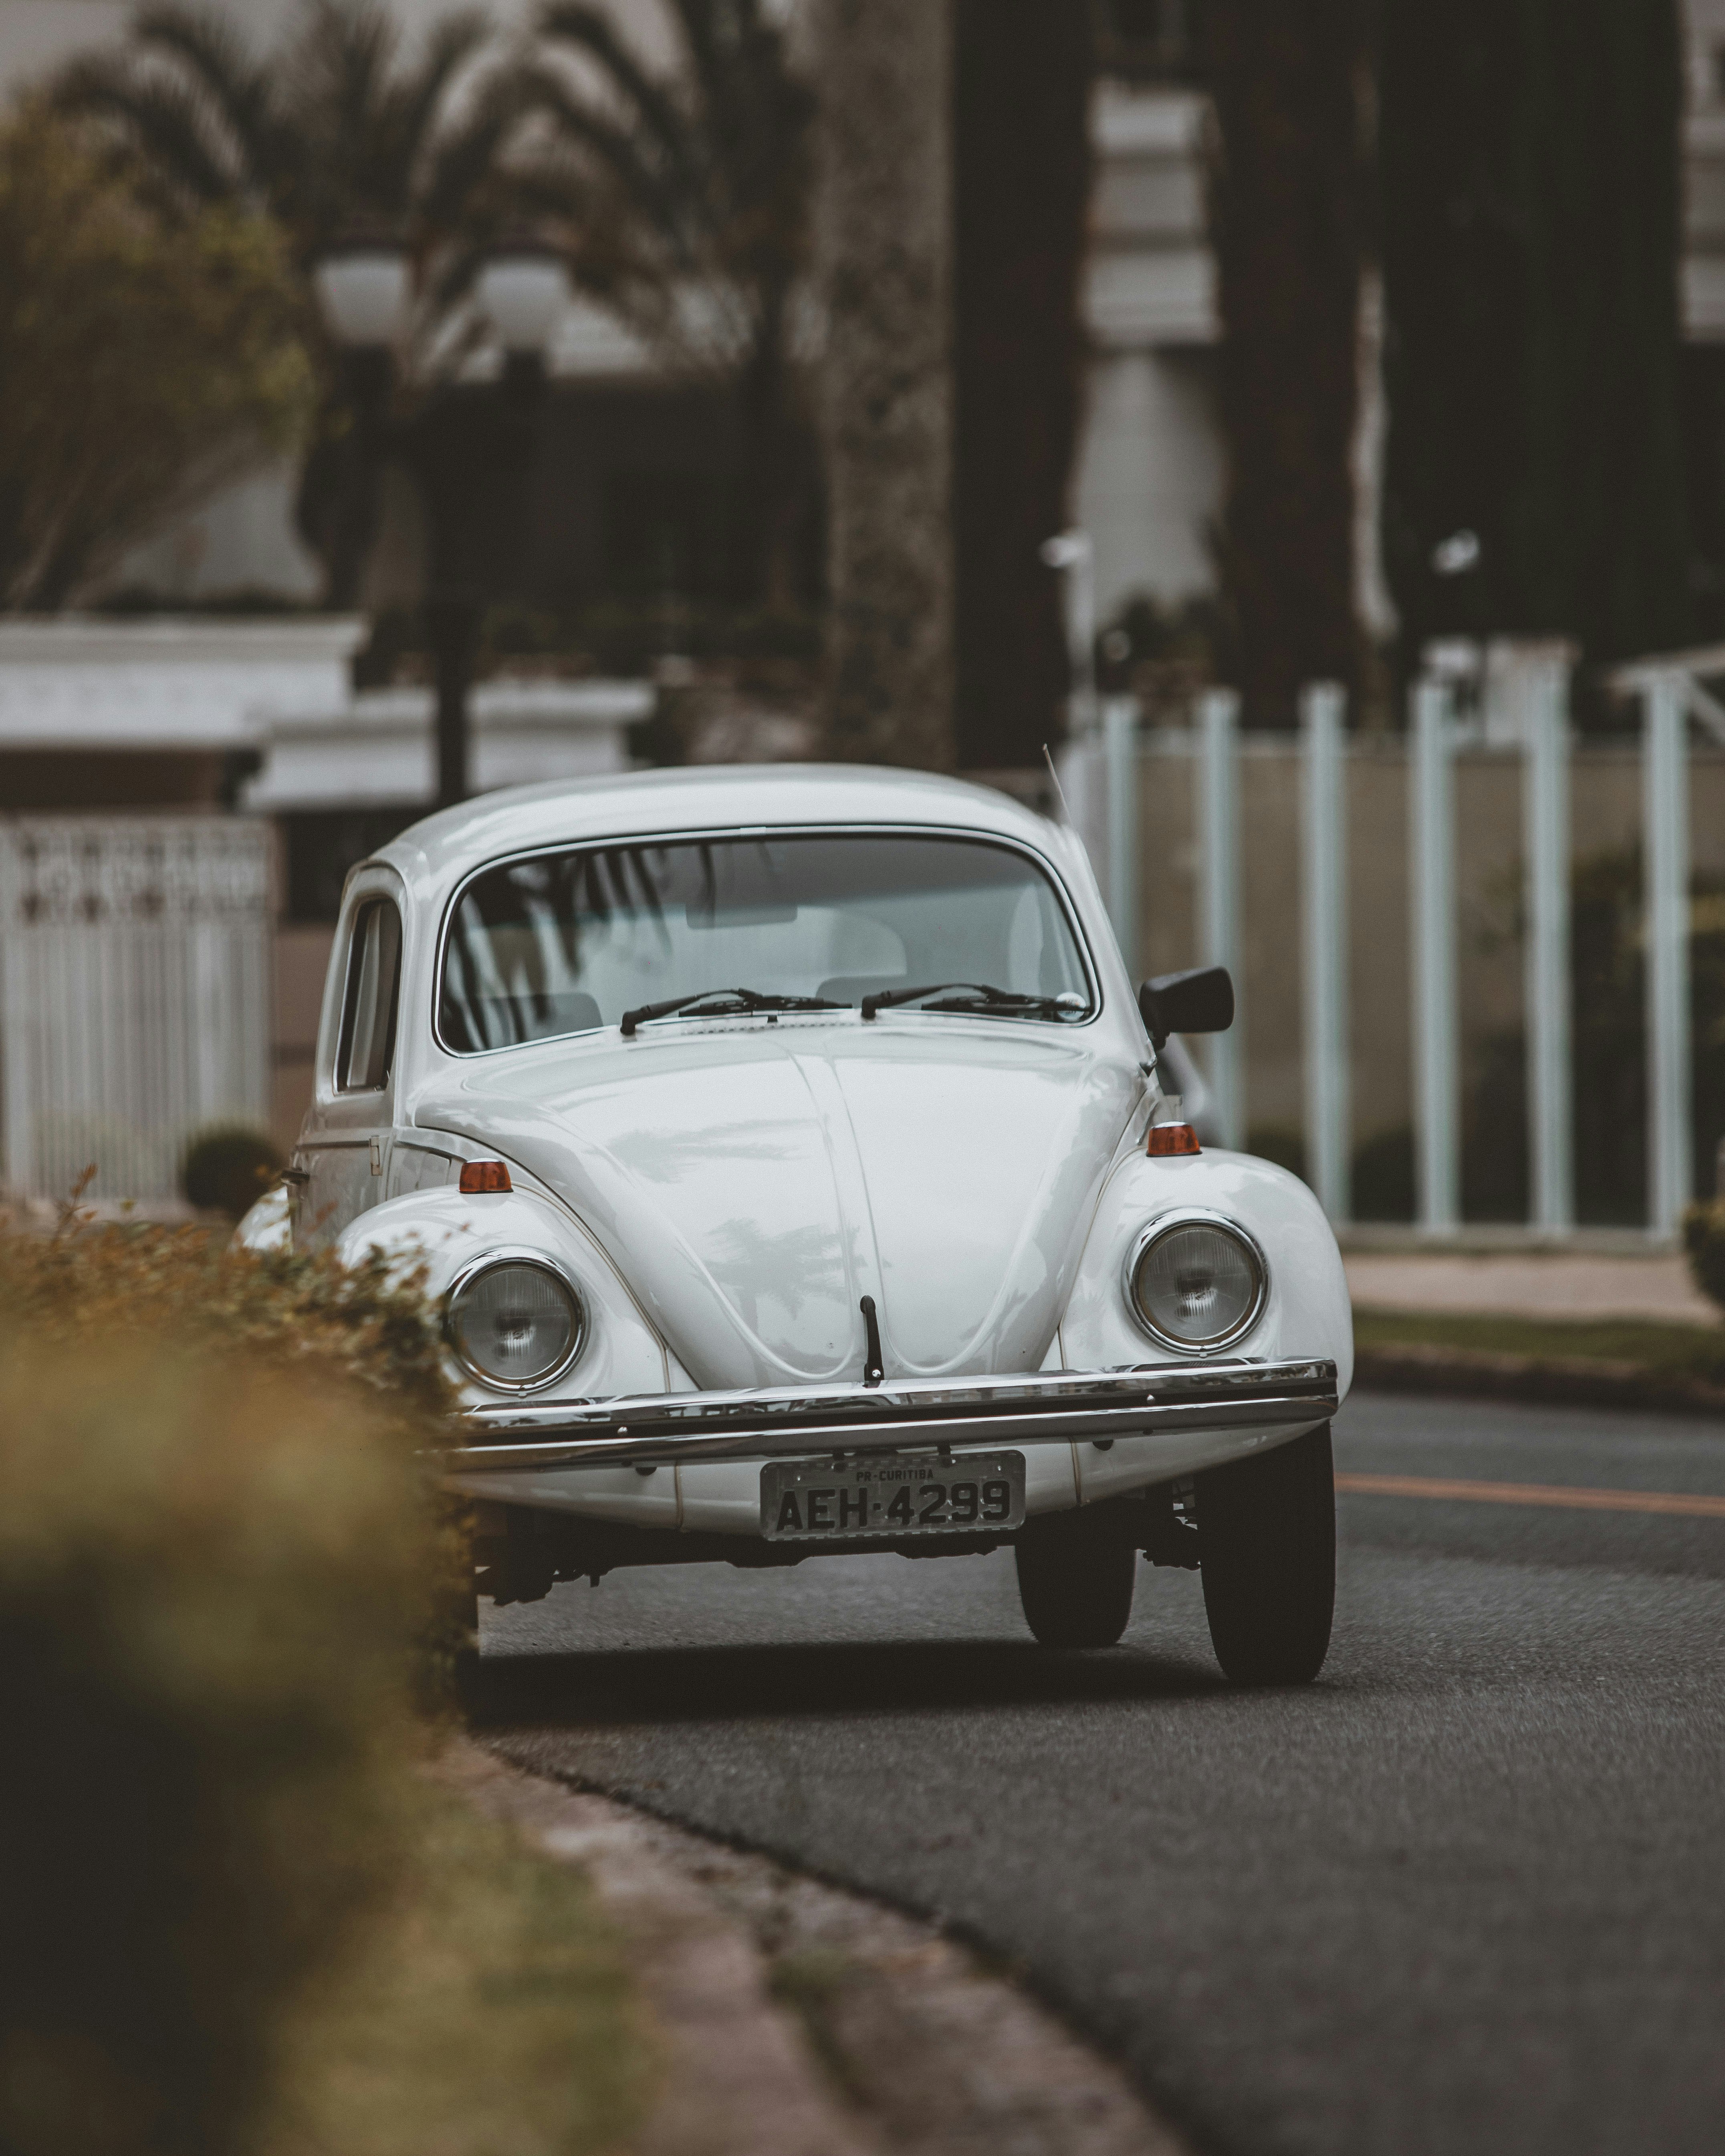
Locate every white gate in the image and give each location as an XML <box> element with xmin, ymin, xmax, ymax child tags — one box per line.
<box><xmin>0</xmin><ymin>818</ymin><xmax>272</xmax><ymax>1204</ymax></box>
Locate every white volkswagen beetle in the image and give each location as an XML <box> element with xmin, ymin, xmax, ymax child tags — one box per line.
<box><xmin>247</xmin><ymin>764</ymin><xmax>1352</xmax><ymax>1683</ymax></box>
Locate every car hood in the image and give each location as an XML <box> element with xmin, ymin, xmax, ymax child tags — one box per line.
<box><xmin>414</xmin><ymin>1023</ymin><xmax>1141</xmax><ymax>1390</ymax></box>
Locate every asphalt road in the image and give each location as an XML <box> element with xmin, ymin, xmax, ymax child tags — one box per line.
<box><xmin>475</xmin><ymin>1392</ymin><xmax>1725</xmax><ymax>2156</ymax></box>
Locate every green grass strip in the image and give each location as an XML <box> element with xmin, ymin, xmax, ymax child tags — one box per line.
<box><xmin>1354</xmin><ymin>1307</ymin><xmax>1725</xmax><ymax>1386</ymax></box>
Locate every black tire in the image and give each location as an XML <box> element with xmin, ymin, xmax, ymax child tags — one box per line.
<box><xmin>1015</xmin><ymin>1507</ymin><xmax>1137</xmax><ymax>1648</ymax></box>
<box><xmin>1197</xmin><ymin>1423</ymin><xmax>1336</xmax><ymax>1685</ymax></box>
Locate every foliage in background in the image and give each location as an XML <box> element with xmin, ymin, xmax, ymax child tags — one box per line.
<box><xmin>1683</xmin><ymin>1199</ymin><xmax>1725</xmax><ymax>1312</ymax></box>
<box><xmin>1380</xmin><ymin>0</ymin><xmax>1689</xmax><ymax>668</ymax></box>
<box><xmin>951</xmin><ymin>0</ymin><xmax>1093</xmax><ymax>770</ymax></box>
<box><xmin>1201</xmin><ymin>0</ymin><xmax>1369</xmax><ymax>727</ymax></box>
<box><xmin>0</xmin><ymin>104</ymin><xmax>313</xmax><ymax>611</ymax></box>
<box><xmin>524</xmin><ymin>0</ymin><xmax>817</xmax><ymax>609</ymax></box>
<box><xmin>1097</xmin><ymin>591</ymin><xmax>1233</xmax><ymax>722</ymax></box>
<box><xmin>182</xmin><ymin>1124</ymin><xmax>286</xmax><ymax>1220</ymax></box>
<box><xmin>1461</xmin><ymin>849</ymin><xmax>1725</xmax><ymax>1224</ymax></box>
<box><xmin>353</xmin><ymin>592</ymin><xmax>822</xmax><ymax>689</ymax></box>
<box><xmin>59</xmin><ymin>0</ymin><xmax>538</xmax><ymax>606</ymax></box>
<box><xmin>1342</xmin><ymin>849</ymin><xmax>1725</xmax><ymax>1226</ymax></box>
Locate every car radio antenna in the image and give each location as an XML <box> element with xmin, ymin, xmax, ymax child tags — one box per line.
<box><xmin>1041</xmin><ymin>743</ymin><xmax>1075</xmax><ymax>827</ymax></box>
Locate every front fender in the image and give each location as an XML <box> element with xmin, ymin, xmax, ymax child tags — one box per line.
<box><xmin>1059</xmin><ymin>1148</ymin><xmax>1353</xmax><ymax>1398</ymax></box>
<box><xmin>333</xmin><ymin>1185</ymin><xmax>672</xmax><ymax>1406</ymax></box>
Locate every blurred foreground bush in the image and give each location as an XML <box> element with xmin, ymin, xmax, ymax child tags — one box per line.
<box><xmin>0</xmin><ymin>1212</ymin><xmax>454</xmax><ymax>1433</ymax></box>
<box><xmin>0</xmin><ymin>1218</ymin><xmax>500</xmax><ymax>2154</ymax></box>
<box><xmin>1684</xmin><ymin>1200</ymin><xmax>1725</xmax><ymax>1313</ymax></box>
<box><xmin>0</xmin><ymin>1338</ymin><xmax>426</xmax><ymax>2156</ymax></box>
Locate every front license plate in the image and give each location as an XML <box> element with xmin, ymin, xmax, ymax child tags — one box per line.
<box><xmin>761</xmin><ymin>1451</ymin><xmax>1027</xmax><ymax>1541</ymax></box>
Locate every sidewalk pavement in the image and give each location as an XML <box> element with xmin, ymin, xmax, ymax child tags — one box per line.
<box><xmin>441</xmin><ymin>1741</ymin><xmax>1184</xmax><ymax>2156</ymax></box>
<box><xmin>1343</xmin><ymin>1251</ymin><xmax>1718</xmax><ymax>1328</ymax></box>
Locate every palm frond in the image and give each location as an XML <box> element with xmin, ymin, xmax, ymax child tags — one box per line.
<box><xmin>130</xmin><ymin>6</ymin><xmax>276</xmax><ymax>165</ymax></box>
<box><xmin>284</xmin><ymin>0</ymin><xmax>398</xmax><ymax>210</ymax></box>
<box><xmin>389</xmin><ymin>9</ymin><xmax>493</xmax><ymax>181</ymax></box>
<box><xmin>519</xmin><ymin>65</ymin><xmax>701</xmax><ymax>267</ymax></box>
<box><xmin>414</xmin><ymin>68</ymin><xmax>540</xmax><ymax>238</ymax></box>
<box><xmin>54</xmin><ymin>57</ymin><xmax>242</xmax><ymax>207</ymax></box>
<box><xmin>538</xmin><ymin>2</ymin><xmax>700</xmax><ymax>184</ymax></box>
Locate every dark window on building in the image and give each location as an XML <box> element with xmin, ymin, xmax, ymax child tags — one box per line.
<box><xmin>1096</xmin><ymin>0</ymin><xmax>1201</xmax><ymax>82</ymax></box>
<box><xmin>600</xmin><ymin>468</ymin><xmax>751</xmax><ymax>605</ymax></box>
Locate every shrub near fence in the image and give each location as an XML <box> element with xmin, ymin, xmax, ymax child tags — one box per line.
<box><xmin>0</xmin><ymin>1216</ymin><xmax>468</xmax><ymax>2156</ymax></box>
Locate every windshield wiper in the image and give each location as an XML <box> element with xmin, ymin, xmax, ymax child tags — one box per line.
<box><xmin>620</xmin><ymin>987</ymin><xmax>848</xmax><ymax>1039</ymax></box>
<box><xmin>859</xmin><ymin>982</ymin><xmax>1089</xmax><ymax>1022</ymax></box>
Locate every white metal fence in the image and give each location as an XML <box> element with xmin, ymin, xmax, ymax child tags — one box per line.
<box><xmin>0</xmin><ymin>818</ymin><xmax>272</xmax><ymax>1205</ymax></box>
<box><xmin>1064</xmin><ymin>646</ymin><xmax>1725</xmax><ymax>1242</ymax></box>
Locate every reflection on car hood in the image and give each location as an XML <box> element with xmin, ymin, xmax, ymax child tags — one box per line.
<box><xmin>413</xmin><ymin>1023</ymin><xmax>1140</xmax><ymax>1390</ymax></box>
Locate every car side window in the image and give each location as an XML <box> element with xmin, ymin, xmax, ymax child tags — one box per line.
<box><xmin>335</xmin><ymin>897</ymin><xmax>402</xmax><ymax>1093</ymax></box>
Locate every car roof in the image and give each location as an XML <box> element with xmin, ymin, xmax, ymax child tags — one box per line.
<box><xmin>373</xmin><ymin>762</ymin><xmax>1063</xmax><ymax>902</ymax></box>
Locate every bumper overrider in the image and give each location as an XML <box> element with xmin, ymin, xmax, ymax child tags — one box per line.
<box><xmin>434</xmin><ymin>1358</ymin><xmax>1340</xmax><ymax>1477</ymax></box>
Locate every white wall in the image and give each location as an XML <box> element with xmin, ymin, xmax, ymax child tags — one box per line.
<box><xmin>117</xmin><ymin>467</ymin><xmax>323</xmax><ymax>605</ymax></box>
<box><xmin>1075</xmin><ymin>349</ymin><xmax>1223</xmax><ymax>622</ymax></box>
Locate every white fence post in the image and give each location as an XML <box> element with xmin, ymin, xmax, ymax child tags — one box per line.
<box><xmin>1642</xmin><ymin>670</ymin><xmax>1692</xmax><ymax>1238</ymax></box>
<box><xmin>1197</xmin><ymin>688</ymin><xmax>1243</xmax><ymax>1148</ymax></box>
<box><xmin>1522</xmin><ymin>652</ymin><xmax>1574</xmax><ymax>1233</ymax></box>
<box><xmin>1102</xmin><ymin>696</ymin><xmax>1139</xmax><ymax>977</ymax></box>
<box><xmin>1300</xmin><ymin>682</ymin><xmax>1350</xmax><ymax>1221</ymax></box>
<box><xmin>1410</xmin><ymin>678</ymin><xmax>1460</xmax><ymax>1232</ymax></box>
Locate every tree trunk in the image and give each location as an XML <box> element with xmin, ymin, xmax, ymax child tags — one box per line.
<box><xmin>952</xmin><ymin>0</ymin><xmax>1093</xmax><ymax>773</ymax></box>
<box><xmin>814</xmin><ymin>0</ymin><xmax>956</xmax><ymax>769</ymax></box>
<box><xmin>1205</xmin><ymin>0</ymin><xmax>1366</xmax><ymax>728</ymax></box>
<box><xmin>737</xmin><ymin>288</ymin><xmax>813</xmax><ymax>613</ymax></box>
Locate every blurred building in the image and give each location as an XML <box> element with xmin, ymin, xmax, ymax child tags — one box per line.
<box><xmin>8</xmin><ymin>0</ymin><xmax>1725</xmax><ymax>637</ymax></box>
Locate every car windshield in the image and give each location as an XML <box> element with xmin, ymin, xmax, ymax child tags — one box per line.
<box><xmin>438</xmin><ymin>831</ymin><xmax>1093</xmax><ymax>1053</ymax></box>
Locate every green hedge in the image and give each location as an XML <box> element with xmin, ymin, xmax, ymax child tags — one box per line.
<box><xmin>1684</xmin><ymin>1199</ymin><xmax>1725</xmax><ymax>1313</ymax></box>
<box><xmin>0</xmin><ymin>1218</ymin><xmax>470</xmax><ymax>2155</ymax></box>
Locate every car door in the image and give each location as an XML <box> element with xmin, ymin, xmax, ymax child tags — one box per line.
<box><xmin>294</xmin><ymin>877</ymin><xmax>404</xmax><ymax>1248</ymax></box>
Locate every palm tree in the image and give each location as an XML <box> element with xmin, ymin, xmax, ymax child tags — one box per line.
<box><xmin>57</xmin><ymin>0</ymin><xmax>535</xmax><ymax>601</ymax></box>
<box><xmin>524</xmin><ymin>0</ymin><xmax>815</xmax><ymax>608</ymax></box>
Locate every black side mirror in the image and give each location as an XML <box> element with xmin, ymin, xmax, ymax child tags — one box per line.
<box><xmin>1138</xmin><ymin>966</ymin><xmax>1235</xmax><ymax>1050</ymax></box>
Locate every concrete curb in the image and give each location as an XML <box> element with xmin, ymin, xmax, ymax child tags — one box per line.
<box><xmin>438</xmin><ymin>1738</ymin><xmax>1187</xmax><ymax>2156</ymax></box>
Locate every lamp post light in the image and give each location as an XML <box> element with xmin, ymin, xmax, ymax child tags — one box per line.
<box><xmin>311</xmin><ymin>232</ymin><xmax>568</xmax><ymax>808</ymax></box>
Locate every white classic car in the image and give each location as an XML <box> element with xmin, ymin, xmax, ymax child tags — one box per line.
<box><xmin>246</xmin><ymin>764</ymin><xmax>1352</xmax><ymax>1683</ymax></box>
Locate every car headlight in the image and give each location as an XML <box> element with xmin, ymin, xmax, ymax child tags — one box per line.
<box><xmin>1126</xmin><ymin>1210</ymin><xmax>1267</xmax><ymax>1353</ymax></box>
<box><xmin>445</xmin><ymin>1254</ymin><xmax>586</xmax><ymax>1390</ymax></box>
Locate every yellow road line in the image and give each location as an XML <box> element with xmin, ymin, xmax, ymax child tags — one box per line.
<box><xmin>1335</xmin><ymin>1472</ymin><xmax>1725</xmax><ymax>1521</ymax></box>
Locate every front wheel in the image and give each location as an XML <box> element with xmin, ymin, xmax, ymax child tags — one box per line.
<box><xmin>1016</xmin><ymin>1507</ymin><xmax>1137</xmax><ymax>1648</ymax></box>
<box><xmin>1196</xmin><ymin>1423</ymin><xmax>1336</xmax><ymax>1684</ymax></box>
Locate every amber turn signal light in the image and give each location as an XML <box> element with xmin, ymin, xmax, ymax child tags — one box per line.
<box><xmin>459</xmin><ymin>1160</ymin><xmax>513</xmax><ymax>1194</ymax></box>
<box><xmin>1147</xmin><ymin>1123</ymin><xmax>1201</xmax><ymax>1158</ymax></box>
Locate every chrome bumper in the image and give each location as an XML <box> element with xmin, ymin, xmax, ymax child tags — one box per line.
<box><xmin>436</xmin><ymin>1358</ymin><xmax>1339</xmax><ymax>1475</ymax></box>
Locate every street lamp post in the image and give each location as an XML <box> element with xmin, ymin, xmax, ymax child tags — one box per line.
<box><xmin>311</xmin><ymin>235</ymin><xmax>568</xmax><ymax>809</ymax></box>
